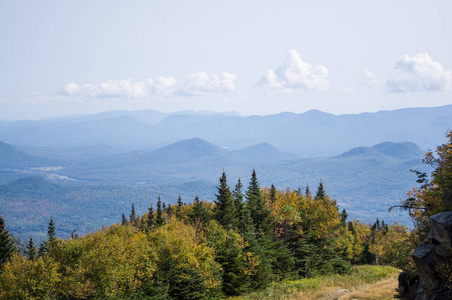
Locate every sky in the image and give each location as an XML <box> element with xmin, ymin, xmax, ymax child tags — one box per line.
<box><xmin>1</xmin><ymin>0</ymin><xmax>452</xmax><ymax>120</ymax></box>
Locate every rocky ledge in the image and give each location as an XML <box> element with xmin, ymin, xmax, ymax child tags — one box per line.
<box><xmin>399</xmin><ymin>211</ymin><xmax>452</xmax><ymax>299</ymax></box>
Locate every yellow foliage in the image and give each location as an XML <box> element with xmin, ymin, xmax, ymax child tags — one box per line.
<box><xmin>148</xmin><ymin>220</ymin><xmax>222</xmax><ymax>291</ymax></box>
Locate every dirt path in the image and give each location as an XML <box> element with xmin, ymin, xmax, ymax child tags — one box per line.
<box><xmin>291</xmin><ymin>273</ymin><xmax>400</xmax><ymax>300</ymax></box>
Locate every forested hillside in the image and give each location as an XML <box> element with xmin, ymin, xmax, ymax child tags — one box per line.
<box><xmin>0</xmin><ymin>170</ymin><xmax>412</xmax><ymax>299</ymax></box>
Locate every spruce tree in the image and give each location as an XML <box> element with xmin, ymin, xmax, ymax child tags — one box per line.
<box><xmin>315</xmin><ymin>181</ymin><xmax>326</xmax><ymax>200</ymax></box>
<box><xmin>166</xmin><ymin>204</ymin><xmax>174</xmax><ymax>218</ymax></box>
<box><xmin>146</xmin><ymin>203</ymin><xmax>155</xmax><ymax>230</ymax></box>
<box><xmin>0</xmin><ymin>216</ymin><xmax>15</xmax><ymax>269</ymax></box>
<box><xmin>245</xmin><ymin>170</ymin><xmax>271</xmax><ymax>235</ymax></box>
<box><xmin>156</xmin><ymin>196</ymin><xmax>165</xmax><ymax>227</ymax></box>
<box><xmin>213</xmin><ymin>171</ymin><xmax>236</xmax><ymax>228</ymax></box>
<box><xmin>190</xmin><ymin>196</ymin><xmax>210</xmax><ymax>226</ymax></box>
<box><xmin>121</xmin><ymin>214</ymin><xmax>128</xmax><ymax>226</ymax></box>
<box><xmin>130</xmin><ymin>203</ymin><xmax>137</xmax><ymax>226</ymax></box>
<box><xmin>305</xmin><ymin>185</ymin><xmax>312</xmax><ymax>199</ymax></box>
<box><xmin>340</xmin><ymin>209</ymin><xmax>348</xmax><ymax>227</ymax></box>
<box><xmin>233</xmin><ymin>179</ymin><xmax>245</xmax><ymax>228</ymax></box>
<box><xmin>47</xmin><ymin>217</ymin><xmax>56</xmax><ymax>244</ymax></box>
<box><xmin>26</xmin><ymin>237</ymin><xmax>37</xmax><ymax>260</ymax></box>
<box><xmin>176</xmin><ymin>194</ymin><xmax>183</xmax><ymax>219</ymax></box>
<box><xmin>38</xmin><ymin>241</ymin><xmax>46</xmax><ymax>257</ymax></box>
<box><xmin>270</xmin><ymin>184</ymin><xmax>277</xmax><ymax>204</ymax></box>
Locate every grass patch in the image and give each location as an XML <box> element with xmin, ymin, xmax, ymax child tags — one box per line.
<box><xmin>229</xmin><ymin>265</ymin><xmax>400</xmax><ymax>300</ymax></box>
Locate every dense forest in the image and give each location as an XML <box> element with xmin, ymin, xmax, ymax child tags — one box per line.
<box><xmin>1</xmin><ymin>130</ymin><xmax>451</xmax><ymax>299</ymax></box>
<box><xmin>0</xmin><ymin>170</ymin><xmax>413</xmax><ymax>299</ymax></box>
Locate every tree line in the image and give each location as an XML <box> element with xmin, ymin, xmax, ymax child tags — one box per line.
<box><xmin>0</xmin><ymin>170</ymin><xmax>413</xmax><ymax>299</ymax></box>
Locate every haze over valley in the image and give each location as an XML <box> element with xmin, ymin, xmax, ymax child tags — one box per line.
<box><xmin>1</xmin><ymin>105</ymin><xmax>449</xmax><ymax>240</ymax></box>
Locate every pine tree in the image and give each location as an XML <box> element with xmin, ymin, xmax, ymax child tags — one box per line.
<box><xmin>0</xmin><ymin>216</ymin><xmax>15</xmax><ymax>269</ymax></box>
<box><xmin>121</xmin><ymin>214</ymin><xmax>128</xmax><ymax>226</ymax></box>
<box><xmin>315</xmin><ymin>181</ymin><xmax>326</xmax><ymax>200</ymax></box>
<box><xmin>130</xmin><ymin>203</ymin><xmax>137</xmax><ymax>226</ymax></box>
<box><xmin>233</xmin><ymin>179</ymin><xmax>245</xmax><ymax>224</ymax></box>
<box><xmin>176</xmin><ymin>195</ymin><xmax>183</xmax><ymax>219</ymax></box>
<box><xmin>340</xmin><ymin>209</ymin><xmax>348</xmax><ymax>227</ymax></box>
<box><xmin>269</xmin><ymin>184</ymin><xmax>277</xmax><ymax>204</ymax></box>
<box><xmin>190</xmin><ymin>196</ymin><xmax>210</xmax><ymax>226</ymax></box>
<box><xmin>26</xmin><ymin>237</ymin><xmax>37</xmax><ymax>260</ymax></box>
<box><xmin>245</xmin><ymin>170</ymin><xmax>271</xmax><ymax>235</ymax></box>
<box><xmin>156</xmin><ymin>196</ymin><xmax>165</xmax><ymax>227</ymax></box>
<box><xmin>38</xmin><ymin>241</ymin><xmax>46</xmax><ymax>257</ymax></box>
<box><xmin>146</xmin><ymin>203</ymin><xmax>155</xmax><ymax>230</ymax></box>
<box><xmin>213</xmin><ymin>171</ymin><xmax>236</xmax><ymax>228</ymax></box>
<box><xmin>166</xmin><ymin>204</ymin><xmax>174</xmax><ymax>219</ymax></box>
<box><xmin>41</xmin><ymin>217</ymin><xmax>57</xmax><ymax>254</ymax></box>
<box><xmin>305</xmin><ymin>185</ymin><xmax>312</xmax><ymax>199</ymax></box>
<box><xmin>48</xmin><ymin>217</ymin><xmax>56</xmax><ymax>244</ymax></box>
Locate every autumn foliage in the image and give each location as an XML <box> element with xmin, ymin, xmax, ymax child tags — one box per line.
<box><xmin>0</xmin><ymin>170</ymin><xmax>415</xmax><ymax>299</ymax></box>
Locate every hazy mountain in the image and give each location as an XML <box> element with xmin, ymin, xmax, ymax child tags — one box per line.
<box><xmin>0</xmin><ymin>105</ymin><xmax>450</xmax><ymax>157</ymax></box>
<box><xmin>0</xmin><ymin>139</ymin><xmax>427</xmax><ymax>241</ymax></box>
<box><xmin>339</xmin><ymin>142</ymin><xmax>424</xmax><ymax>160</ymax></box>
<box><xmin>0</xmin><ymin>141</ymin><xmax>55</xmax><ymax>169</ymax></box>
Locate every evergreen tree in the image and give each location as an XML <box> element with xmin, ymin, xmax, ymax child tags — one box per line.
<box><xmin>26</xmin><ymin>237</ymin><xmax>37</xmax><ymax>260</ymax></box>
<box><xmin>130</xmin><ymin>203</ymin><xmax>137</xmax><ymax>226</ymax></box>
<box><xmin>166</xmin><ymin>204</ymin><xmax>174</xmax><ymax>219</ymax></box>
<box><xmin>121</xmin><ymin>214</ymin><xmax>128</xmax><ymax>226</ymax></box>
<box><xmin>245</xmin><ymin>170</ymin><xmax>271</xmax><ymax>235</ymax></box>
<box><xmin>37</xmin><ymin>241</ymin><xmax>46</xmax><ymax>258</ymax></box>
<box><xmin>340</xmin><ymin>209</ymin><xmax>348</xmax><ymax>227</ymax></box>
<box><xmin>40</xmin><ymin>217</ymin><xmax>57</xmax><ymax>255</ymax></box>
<box><xmin>213</xmin><ymin>171</ymin><xmax>236</xmax><ymax>228</ymax></box>
<box><xmin>156</xmin><ymin>196</ymin><xmax>165</xmax><ymax>227</ymax></box>
<box><xmin>176</xmin><ymin>194</ymin><xmax>183</xmax><ymax>219</ymax></box>
<box><xmin>233</xmin><ymin>178</ymin><xmax>245</xmax><ymax>227</ymax></box>
<box><xmin>47</xmin><ymin>217</ymin><xmax>56</xmax><ymax>244</ymax></box>
<box><xmin>190</xmin><ymin>196</ymin><xmax>210</xmax><ymax>226</ymax></box>
<box><xmin>0</xmin><ymin>216</ymin><xmax>15</xmax><ymax>269</ymax></box>
<box><xmin>315</xmin><ymin>181</ymin><xmax>326</xmax><ymax>200</ymax></box>
<box><xmin>269</xmin><ymin>184</ymin><xmax>277</xmax><ymax>204</ymax></box>
<box><xmin>146</xmin><ymin>203</ymin><xmax>155</xmax><ymax>230</ymax></box>
<box><xmin>305</xmin><ymin>185</ymin><xmax>312</xmax><ymax>199</ymax></box>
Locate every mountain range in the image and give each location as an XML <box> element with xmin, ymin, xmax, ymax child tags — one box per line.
<box><xmin>0</xmin><ymin>135</ymin><xmax>429</xmax><ymax>241</ymax></box>
<box><xmin>1</xmin><ymin>105</ymin><xmax>451</xmax><ymax>159</ymax></box>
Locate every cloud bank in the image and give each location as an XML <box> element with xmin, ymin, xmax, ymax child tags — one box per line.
<box><xmin>62</xmin><ymin>72</ymin><xmax>236</xmax><ymax>99</ymax></box>
<box><xmin>260</xmin><ymin>50</ymin><xmax>330</xmax><ymax>93</ymax></box>
<box><xmin>387</xmin><ymin>53</ymin><xmax>452</xmax><ymax>93</ymax></box>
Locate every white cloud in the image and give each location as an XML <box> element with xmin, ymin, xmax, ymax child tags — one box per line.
<box><xmin>342</xmin><ymin>88</ymin><xmax>355</xmax><ymax>93</ymax></box>
<box><xmin>178</xmin><ymin>71</ymin><xmax>236</xmax><ymax>96</ymax></box>
<box><xmin>62</xmin><ymin>82</ymin><xmax>81</xmax><ymax>95</ymax></box>
<box><xmin>259</xmin><ymin>50</ymin><xmax>330</xmax><ymax>93</ymax></box>
<box><xmin>61</xmin><ymin>72</ymin><xmax>235</xmax><ymax>99</ymax></box>
<box><xmin>387</xmin><ymin>53</ymin><xmax>452</xmax><ymax>93</ymax></box>
<box><xmin>147</xmin><ymin>76</ymin><xmax>177</xmax><ymax>96</ymax></box>
<box><xmin>362</xmin><ymin>68</ymin><xmax>380</xmax><ymax>87</ymax></box>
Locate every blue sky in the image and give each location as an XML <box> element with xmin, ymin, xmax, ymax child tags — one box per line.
<box><xmin>1</xmin><ymin>0</ymin><xmax>452</xmax><ymax>119</ymax></box>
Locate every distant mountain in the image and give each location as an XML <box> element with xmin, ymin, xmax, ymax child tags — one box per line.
<box><xmin>0</xmin><ymin>105</ymin><xmax>451</xmax><ymax>157</ymax></box>
<box><xmin>339</xmin><ymin>142</ymin><xmax>424</xmax><ymax>160</ymax></box>
<box><xmin>62</xmin><ymin>138</ymin><xmax>294</xmax><ymax>183</ymax></box>
<box><xmin>234</xmin><ymin>143</ymin><xmax>294</xmax><ymax>162</ymax></box>
<box><xmin>150</xmin><ymin>138</ymin><xmax>229</xmax><ymax>164</ymax></box>
<box><xmin>0</xmin><ymin>141</ymin><xmax>55</xmax><ymax>169</ymax></box>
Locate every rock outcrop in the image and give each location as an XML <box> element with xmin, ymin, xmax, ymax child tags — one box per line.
<box><xmin>400</xmin><ymin>211</ymin><xmax>452</xmax><ymax>299</ymax></box>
